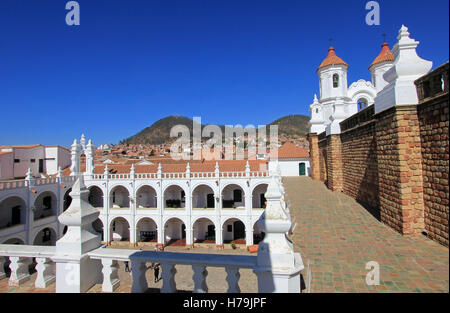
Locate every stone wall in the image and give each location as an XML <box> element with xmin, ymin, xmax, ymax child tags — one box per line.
<box><xmin>340</xmin><ymin>106</ymin><xmax>379</xmax><ymax>211</ymax></box>
<box><xmin>375</xmin><ymin>105</ymin><xmax>425</xmax><ymax>236</ymax></box>
<box><xmin>308</xmin><ymin>63</ymin><xmax>449</xmax><ymax>247</ymax></box>
<box><xmin>318</xmin><ymin>133</ymin><xmax>327</xmax><ymax>183</ymax></box>
<box><xmin>416</xmin><ymin>63</ymin><xmax>449</xmax><ymax>247</ymax></box>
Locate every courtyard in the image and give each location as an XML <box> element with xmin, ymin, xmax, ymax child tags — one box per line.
<box><xmin>1</xmin><ymin>176</ymin><xmax>448</xmax><ymax>293</ymax></box>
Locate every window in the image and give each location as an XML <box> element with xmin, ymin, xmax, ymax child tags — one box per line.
<box><xmin>42</xmin><ymin>228</ymin><xmax>51</xmax><ymax>242</ymax></box>
<box><xmin>43</xmin><ymin>196</ymin><xmax>52</xmax><ymax>210</ymax></box>
<box><xmin>333</xmin><ymin>74</ymin><xmax>339</xmax><ymax>88</ymax></box>
<box><xmin>357</xmin><ymin>98</ymin><xmax>368</xmax><ymax>111</ymax></box>
<box><xmin>227</xmin><ymin>225</ymin><xmax>232</xmax><ymax>232</ymax></box>
<box><xmin>315</xmin><ymin>108</ymin><xmax>319</xmax><ymax>114</ymax></box>
<box><xmin>233</xmin><ymin>189</ymin><xmax>242</xmax><ymax>202</ymax></box>
<box><xmin>30</xmin><ymin>159</ymin><xmax>36</xmax><ymax>163</ymax></box>
<box><xmin>14</xmin><ymin>159</ymin><xmax>20</xmax><ymax>163</ymax></box>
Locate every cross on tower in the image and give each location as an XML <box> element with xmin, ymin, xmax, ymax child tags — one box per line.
<box><xmin>329</xmin><ymin>38</ymin><xmax>333</xmax><ymax>46</ymax></box>
<box><xmin>382</xmin><ymin>33</ymin><xmax>387</xmax><ymax>42</ymax></box>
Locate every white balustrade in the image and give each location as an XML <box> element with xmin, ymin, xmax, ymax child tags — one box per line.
<box><xmin>8</xmin><ymin>256</ymin><xmax>32</xmax><ymax>286</ymax></box>
<box><xmin>35</xmin><ymin>257</ymin><xmax>55</xmax><ymax>288</ymax></box>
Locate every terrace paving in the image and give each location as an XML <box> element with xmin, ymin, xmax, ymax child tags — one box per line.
<box><xmin>284</xmin><ymin>176</ymin><xmax>449</xmax><ymax>293</ymax></box>
<box><xmin>1</xmin><ymin>176</ymin><xmax>448</xmax><ymax>293</ymax></box>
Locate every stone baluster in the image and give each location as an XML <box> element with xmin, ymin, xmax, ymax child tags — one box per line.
<box><xmin>35</xmin><ymin>257</ymin><xmax>55</xmax><ymax>288</ymax></box>
<box><xmin>101</xmin><ymin>259</ymin><xmax>120</xmax><ymax>292</ymax></box>
<box><xmin>0</xmin><ymin>257</ymin><xmax>7</xmax><ymax>279</ymax></box>
<box><xmin>130</xmin><ymin>260</ymin><xmax>148</xmax><ymax>293</ymax></box>
<box><xmin>225</xmin><ymin>266</ymin><xmax>241</xmax><ymax>293</ymax></box>
<box><xmin>8</xmin><ymin>256</ymin><xmax>31</xmax><ymax>286</ymax></box>
<box><xmin>161</xmin><ymin>263</ymin><xmax>177</xmax><ymax>293</ymax></box>
<box><xmin>192</xmin><ymin>264</ymin><xmax>208</xmax><ymax>293</ymax></box>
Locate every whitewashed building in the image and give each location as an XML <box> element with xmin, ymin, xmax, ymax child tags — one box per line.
<box><xmin>309</xmin><ymin>41</ymin><xmax>395</xmax><ymax>135</ymax></box>
<box><xmin>269</xmin><ymin>141</ymin><xmax>310</xmax><ymax>177</ymax></box>
<box><xmin>0</xmin><ymin>135</ymin><xmax>274</xmax><ymax>249</ymax></box>
<box><xmin>0</xmin><ymin>144</ymin><xmax>71</xmax><ymax>180</ymax></box>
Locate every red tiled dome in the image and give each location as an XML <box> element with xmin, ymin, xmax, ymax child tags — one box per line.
<box><xmin>317</xmin><ymin>46</ymin><xmax>349</xmax><ymax>72</ymax></box>
<box><xmin>369</xmin><ymin>42</ymin><xmax>394</xmax><ymax>69</ymax></box>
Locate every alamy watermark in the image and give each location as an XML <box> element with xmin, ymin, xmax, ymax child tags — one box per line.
<box><xmin>365</xmin><ymin>261</ymin><xmax>380</xmax><ymax>285</ymax></box>
<box><xmin>66</xmin><ymin>1</ymin><xmax>80</xmax><ymax>26</ymax></box>
<box><xmin>169</xmin><ymin>117</ymin><xmax>279</xmax><ymax>161</ymax></box>
<box><xmin>365</xmin><ymin>1</ymin><xmax>380</xmax><ymax>26</ymax></box>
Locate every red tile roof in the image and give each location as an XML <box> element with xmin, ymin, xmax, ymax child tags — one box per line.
<box><xmin>270</xmin><ymin>141</ymin><xmax>309</xmax><ymax>159</ymax></box>
<box><xmin>62</xmin><ymin>160</ymin><xmax>268</xmax><ymax>176</ymax></box>
<box><xmin>369</xmin><ymin>42</ymin><xmax>394</xmax><ymax>69</ymax></box>
<box><xmin>317</xmin><ymin>46</ymin><xmax>349</xmax><ymax>72</ymax></box>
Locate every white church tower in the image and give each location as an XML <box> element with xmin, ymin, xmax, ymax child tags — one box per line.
<box><xmin>369</xmin><ymin>42</ymin><xmax>395</xmax><ymax>93</ymax></box>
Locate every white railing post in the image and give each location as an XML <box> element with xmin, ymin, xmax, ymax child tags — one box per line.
<box><xmin>161</xmin><ymin>263</ymin><xmax>177</xmax><ymax>293</ymax></box>
<box><xmin>130</xmin><ymin>260</ymin><xmax>148</xmax><ymax>293</ymax></box>
<box><xmin>101</xmin><ymin>258</ymin><xmax>120</xmax><ymax>292</ymax></box>
<box><xmin>192</xmin><ymin>264</ymin><xmax>208</xmax><ymax>293</ymax></box>
<box><xmin>8</xmin><ymin>256</ymin><xmax>31</xmax><ymax>286</ymax></box>
<box><xmin>35</xmin><ymin>257</ymin><xmax>55</xmax><ymax>288</ymax></box>
<box><xmin>253</xmin><ymin>175</ymin><xmax>304</xmax><ymax>293</ymax></box>
<box><xmin>53</xmin><ymin>175</ymin><xmax>103</xmax><ymax>293</ymax></box>
<box><xmin>0</xmin><ymin>256</ymin><xmax>6</xmax><ymax>279</ymax></box>
<box><xmin>225</xmin><ymin>266</ymin><xmax>241</xmax><ymax>293</ymax></box>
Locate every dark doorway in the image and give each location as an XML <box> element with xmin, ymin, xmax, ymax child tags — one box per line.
<box><xmin>260</xmin><ymin>193</ymin><xmax>266</xmax><ymax>208</ymax></box>
<box><xmin>207</xmin><ymin>193</ymin><xmax>215</xmax><ymax>208</ymax></box>
<box><xmin>233</xmin><ymin>189</ymin><xmax>242</xmax><ymax>202</ymax></box>
<box><xmin>181</xmin><ymin>224</ymin><xmax>186</xmax><ymax>239</ymax></box>
<box><xmin>11</xmin><ymin>205</ymin><xmax>21</xmax><ymax>225</ymax></box>
<box><xmin>299</xmin><ymin>163</ymin><xmax>306</xmax><ymax>176</ymax></box>
<box><xmin>207</xmin><ymin>224</ymin><xmax>215</xmax><ymax>239</ymax></box>
<box><xmin>38</xmin><ymin>159</ymin><xmax>44</xmax><ymax>173</ymax></box>
<box><xmin>233</xmin><ymin>221</ymin><xmax>245</xmax><ymax>240</ymax></box>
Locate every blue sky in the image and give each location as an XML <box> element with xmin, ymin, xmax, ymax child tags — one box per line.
<box><xmin>0</xmin><ymin>0</ymin><xmax>448</xmax><ymax>146</ymax></box>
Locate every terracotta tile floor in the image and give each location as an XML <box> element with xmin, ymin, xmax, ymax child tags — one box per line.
<box><xmin>284</xmin><ymin>176</ymin><xmax>449</xmax><ymax>293</ymax></box>
<box><xmin>1</xmin><ymin>176</ymin><xmax>448</xmax><ymax>293</ymax></box>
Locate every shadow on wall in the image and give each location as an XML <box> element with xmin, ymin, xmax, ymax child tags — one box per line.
<box><xmin>354</xmin><ymin>136</ymin><xmax>381</xmax><ymax>222</ymax></box>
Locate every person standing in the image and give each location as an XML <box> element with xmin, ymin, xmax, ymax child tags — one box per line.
<box><xmin>154</xmin><ymin>263</ymin><xmax>160</xmax><ymax>283</ymax></box>
<box><xmin>124</xmin><ymin>261</ymin><xmax>130</xmax><ymax>272</ymax></box>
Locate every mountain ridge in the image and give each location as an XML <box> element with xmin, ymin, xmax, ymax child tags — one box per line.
<box><xmin>120</xmin><ymin>115</ymin><xmax>310</xmax><ymax>145</ymax></box>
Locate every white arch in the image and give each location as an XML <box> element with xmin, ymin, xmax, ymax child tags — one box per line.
<box><xmin>220</xmin><ymin>182</ymin><xmax>247</xmax><ymax>195</ymax></box>
<box><xmin>32</xmin><ymin>226</ymin><xmax>57</xmax><ymax>245</ymax></box>
<box><xmin>162</xmin><ymin>182</ymin><xmax>188</xmax><ymax>195</ymax></box>
<box><xmin>192</xmin><ymin>215</ymin><xmax>217</xmax><ymax>228</ymax></box>
<box><xmin>191</xmin><ymin>181</ymin><xmax>216</xmax><ymax>193</ymax></box>
<box><xmin>0</xmin><ymin>193</ymin><xmax>27</xmax><ymax>206</ymax></box>
<box><xmin>136</xmin><ymin>216</ymin><xmax>159</xmax><ymax>229</ymax></box>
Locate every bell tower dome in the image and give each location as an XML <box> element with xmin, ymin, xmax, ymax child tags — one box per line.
<box><xmin>317</xmin><ymin>46</ymin><xmax>349</xmax><ymax>100</ymax></box>
<box><xmin>369</xmin><ymin>42</ymin><xmax>394</xmax><ymax>92</ymax></box>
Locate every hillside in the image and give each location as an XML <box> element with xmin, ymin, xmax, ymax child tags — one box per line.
<box><xmin>120</xmin><ymin>114</ymin><xmax>310</xmax><ymax>145</ymax></box>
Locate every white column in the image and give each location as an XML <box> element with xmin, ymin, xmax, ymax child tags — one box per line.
<box><xmin>8</xmin><ymin>257</ymin><xmax>31</xmax><ymax>286</ymax></box>
<box><xmin>161</xmin><ymin>263</ymin><xmax>177</xmax><ymax>293</ymax></box>
<box><xmin>225</xmin><ymin>266</ymin><xmax>241</xmax><ymax>293</ymax></box>
<box><xmin>35</xmin><ymin>257</ymin><xmax>55</xmax><ymax>288</ymax></box>
<box><xmin>186</xmin><ymin>228</ymin><xmax>193</xmax><ymax>246</ymax></box>
<box><xmin>245</xmin><ymin>229</ymin><xmax>254</xmax><ymax>246</ymax></box>
<box><xmin>130</xmin><ymin>260</ymin><xmax>148</xmax><ymax>293</ymax></box>
<box><xmin>192</xmin><ymin>265</ymin><xmax>208</xmax><ymax>293</ymax></box>
<box><xmin>215</xmin><ymin>227</ymin><xmax>223</xmax><ymax>246</ymax></box>
<box><xmin>101</xmin><ymin>259</ymin><xmax>120</xmax><ymax>292</ymax></box>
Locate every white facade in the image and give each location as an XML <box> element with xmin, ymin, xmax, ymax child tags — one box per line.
<box><xmin>0</xmin><ymin>136</ymin><xmax>272</xmax><ymax>248</ymax></box>
<box><xmin>268</xmin><ymin>159</ymin><xmax>310</xmax><ymax>177</ymax></box>
<box><xmin>0</xmin><ymin>145</ymin><xmax>71</xmax><ymax>180</ymax></box>
<box><xmin>309</xmin><ymin>45</ymin><xmax>390</xmax><ymax>135</ymax></box>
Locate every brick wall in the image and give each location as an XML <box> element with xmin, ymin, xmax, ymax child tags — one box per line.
<box><xmin>326</xmin><ymin>135</ymin><xmax>343</xmax><ymax>192</ymax></box>
<box><xmin>375</xmin><ymin>106</ymin><xmax>425</xmax><ymax>236</ymax></box>
<box><xmin>416</xmin><ymin>63</ymin><xmax>449</xmax><ymax>247</ymax></box>
<box><xmin>340</xmin><ymin>108</ymin><xmax>379</xmax><ymax>211</ymax></box>
<box><xmin>308</xmin><ymin>133</ymin><xmax>320</xmax><ymax>180</ymax></box>
<box><xmin>308</xmin><ymin>63</ymin><xmax>448</xmax><ymax>247</ymax></box>
<box><xmin>318</xmin><ymin>134</ymin><xmax>327</xmax><ymax>183</ymax></box>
